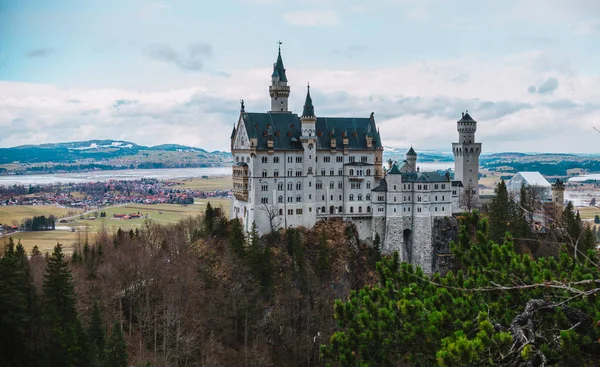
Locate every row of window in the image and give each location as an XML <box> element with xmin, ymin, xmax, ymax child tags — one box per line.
<box><xmin>318</xmin><ymin>206</ymin><xmax>371</xmax><ymax>214</ymax></box>
<box><xmin>391</xmin><ymin>183</ymin><xmax>447</xmax><ymax>191</ymax></box>
<box><xmin>251</xmin><ymin>155</ymin><xmax>373</xmax><ymax>164</ymax></box>
<box><xmin>389</xmin><ymin>206</ymin><xmax>446</xmax><ymax>213</ymax></box>
<box><xmin>257</xmin><ymin>168</ymin><xmax>374</xmax><ymax>178</ymax></box>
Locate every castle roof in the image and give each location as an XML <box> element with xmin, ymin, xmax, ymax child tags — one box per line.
<box><xmin>302</xmin><ymin>85</ymin><xmax>315</xmax><ymax>118</ymax></box>
<box><xmin>240</xmin><ymin>112</ymin><xmax>382</xmax><ymax>151</ymax></box>
<box><xmin>271</xmin><ymin>47</ymin><xmax>288</xmax><ymax>82</ymax></box>
<box><xmin>458</xmin><ymin>112</ymin><xmax>476</xmax><ymax>122</ymax></box>
<box><xmin>401</xmin><ymin>171</ymin><xmax>449</xmax><ymax>183</ymax></box>
<box><xmin>230</xmin><ymin>125</ymin><xmax>236</xmax><ymax>139</ymax></box>
<box><xmin>372</xmin><ymin>178</ymin><xmax>387</xmax><ymax>192</ymax></box>
<box><xmin>406</xmin><ymin>147</ymin><xmax>417</xmax><ymax>156</ymax></box>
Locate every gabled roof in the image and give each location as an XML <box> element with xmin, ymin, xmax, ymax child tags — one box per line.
<box><xmin>388</xmin><ymin>163</ymin><xmax>401</xmax><ymax>174</ymax></box>
<box><xmin>407</xmin><ymin>147</ymin><xmax>417</xmax><ymax>156</ymax></box>
<box><xmin>509</xmin><ymin>172</ymin><xmax>551</xmax><ymax>187</ymax></box>
<box><xmin>239</xmin><ymin>112</ymin><xmax>383</xmax><ymax>151</ymax></box>
<box><xmin>230</xmin><ymin>125</ymin><xmax>236</xmax><ymax>139</ymax></box>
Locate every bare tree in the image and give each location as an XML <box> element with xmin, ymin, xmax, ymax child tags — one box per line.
<box><xmin>259</xmin><ymin>204</ymin><xmax>281</xmax><ymax>234</ymax></box>
<box><xmin>459</xmin><ymin>184</ymin><xmax>479</xmax><ymax>212</ymax></box>
<box><xmin>523</xmin><ymin>184</ymin><xmax>547</xmax><ymax>225</ymax></box>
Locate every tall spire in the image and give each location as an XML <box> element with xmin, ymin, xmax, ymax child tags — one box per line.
<box><xmin>302</xmin><ymin>83</ymin><xmax>315</xmax><ymax>118</ymax></box>
<box><xmin>272</xmin><ymin>40</ymin><xmax>288</xmax><ymax>82</ymax></box>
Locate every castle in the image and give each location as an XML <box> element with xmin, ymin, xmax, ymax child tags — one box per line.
<box><xmin>229</xmin><ymin>46</ymin><xmax>481</xmax><ymax>273</ymax></box>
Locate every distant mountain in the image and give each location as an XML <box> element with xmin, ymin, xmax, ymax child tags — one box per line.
<box><xmin>0</xmin><ymin>140</ymin><xmax>232</xmax><ymax>167</ymax></box>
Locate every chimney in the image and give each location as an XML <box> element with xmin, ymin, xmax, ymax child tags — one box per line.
<box><xmin>462</xmin><ymin>112</ymin><xmax>464</xmax><ymax>117</ymax></box>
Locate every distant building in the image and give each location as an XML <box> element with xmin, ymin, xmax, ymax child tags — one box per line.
<box><xmin>229</xmin><ymin>45</ymin><xmax>482</xmax><ymax>273</ymax></box>
<box><xmin>506</xmin><ymin>172</ymin><xmax>552</xmax><ymax>202</ymax></box>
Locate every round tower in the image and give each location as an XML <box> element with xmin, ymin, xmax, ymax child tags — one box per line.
<box><xmin>269</xmin><ymin>42</ymin><xmax>291</xmax><ymax>113</ymax></box>
<box><xmin>452</xmin><ymin>111</ymin><xmax>482</xmax><ymax>201</ymax></box>
<box><xmin>552</xmin><ymin>179</ymin><xmax>565</xmax><ymax>219</ymax></box>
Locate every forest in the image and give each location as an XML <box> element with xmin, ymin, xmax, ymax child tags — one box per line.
<box><xmin>1</xmin><ymin>180</ymin><xmax>599</xmax><ymax>366</ymax></box>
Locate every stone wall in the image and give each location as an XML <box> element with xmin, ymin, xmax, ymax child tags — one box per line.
<box><xmin>352</xmin><ymin>218</ymin><xmax>373</xmax><ymax>243</ymax></box>
<box><xmin>431</xmin><ymin>216</ymin><xmax>459</xmax><ymax>275</ymax></box>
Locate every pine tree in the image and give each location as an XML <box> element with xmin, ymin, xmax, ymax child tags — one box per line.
<box><xmin>203</xmin><ymin>202</ymin><xmax>215</xmax><ymax>234</ymax></box>
<box><xmin>488</xmin><ymin>180</ymin><xmax>511</xmax><ymax>244</ymax></box>
<box><xmin>229</xmin><ymin>218</ymin><xmax>246</xmax><ymax>257</ymax></box>
<box><xmin>594</xmin><ymin>215</ymin><xmax>600</xmax><ymax>224</ymax></box>
<box><xmin>105</xmin><ymin>321</ymin><xmax>128</xmax><ymax>367</ymax></box>
<box><xmin>0</xmin><ymin>239</ymin><xmax>37</xmax><ymax>366</ymax></box>
<box><xmin>42</xmin><ymin>243</ymin><xmax>86</xmax><ymax>366</ymax></box>
<box><xmin>88</xmin><ymin>299</ymin><xmax>105</xmax><ymax>365</ymax></box>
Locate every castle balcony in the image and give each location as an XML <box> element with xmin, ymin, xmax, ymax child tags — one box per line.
<box><xmin>232</xmin><ymin>163</ymin><xmax>249</xmax><ymax>202</ymax></box>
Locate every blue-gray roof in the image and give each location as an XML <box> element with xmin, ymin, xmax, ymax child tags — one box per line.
<box><xmin>241</xmin><ymin>112</ymin><xmax>383</xmax><ymax>151</ymax></box>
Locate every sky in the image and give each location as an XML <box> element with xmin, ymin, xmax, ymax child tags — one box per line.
<box><xmin>1</xmin><ymin>0</ymin><xmax>599</xmax><ymax>153</ymax></box>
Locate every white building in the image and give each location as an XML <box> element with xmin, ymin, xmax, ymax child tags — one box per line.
<box><xmin>230</xmin><ymin>46</ymin><xmax>481</xmax><ymax>273</ymax></box>
<box><xmin>506</xmin><ymin>172</ymin><xmax>552</xmax><ymax>202</ymax></box>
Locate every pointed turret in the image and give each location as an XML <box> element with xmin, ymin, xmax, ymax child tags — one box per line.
<box><xmin>301</xmin><ymin>84</ymin><xmax>316</xmax><ymax>139</ymax></box>
<box><xmin>230</xmin><ymin>124</ymin><xmax>236</xmax><ymax>149</ymax></box>
<box><xmin>269</xmin><ymin>42</ymin><xmax>291</xmax><ymax>113</ymax></box>
<box><xmin>302</xmin><ymin>84</ymin><xmax>315</xmax><ymax>118</ymax></box>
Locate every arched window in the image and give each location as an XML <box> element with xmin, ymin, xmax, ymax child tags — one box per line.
<box><xmin>287</xmin><ymin>182</ymin><xmax>293</xmax><ymax>190</ymax></box>
<box><xmin>274</xmin><ymin>156</ymin><xmax>280</xmax><ymax>163</ymax></box>
<box><xmin>236</xmin><ymin>156</ymin><xmax>239</xmax><ymax>162</ymax></box>
<box><xmin>366</xmin><ymin>169</ymin><xmax>371</xmax><ymax>176</ymax></box>
<box><xmin>338</xmin><ymin>206</ymin><xmax>343</xmax><ymax>213</ymax></box>
<box><xmin>262</xmin><ymin>170</ymin><xmax>267</xmax><ymax>177</ymax></box>
<box><xmin>338</xmin><ymin>169</ymin><xmax>343</xmax><ymax>176</ymax></box>
<box><xmin>308</xmin><ymin>167</ymin><xmax>313</xmax><ymax>174</ymax></box>
<box><xmin>350</xmin><ymin>207</ymin><xmax>354</xmax><ymax>213</ymax></box>
<box><xmin>321</xmin><ymin>169</ymin><xmax>326</xmax><ymax>176</ymax></box>
<box><xmin>358</xmin><ymin>194</ymin><xmax>363</xmax><ymax>201</ymax></box>
<box><xmin>261</xmin><ymin>183</ymin><xmax>268</xmax><ymax>191</ymax></box>
<box><xmin>366</xmin><ymin>194</ymin><xmax>371</xmax><ymax>201</ymax></box>
<box><xmin>350</xmin><ymin>169</ymin><xmax>354</xmax><ymax>176</ymax></box>
<box><xmin>367</xmin><ymin>206</ymin><xmax>371</xmax><ymax>212</ymax></box>
<box><xmin>321</xmin><ymin>206</ymin><xmax>326</xmax><ymax>213</ymax></box>
<box><xmin>296</xmin><ymin>170</ymin><xmax>302</xmax><ymax>177</ymax></box>
<box><xmin>316</xmin><ymin>181</ymin><xmax>323</xmax><ymax>189</ymax></box>
<box><xmin>274</xmin><ymin>170</ymin><xmax>279</xmax><ymax>177</ymax></box>
<box><xmin>288</xmin><ymin>169</ymin><xmax>293</xmax><ymax>177</ymax></box>
<box><xmin>279</xmin><ymin>209</ymin><xmax>283</xmax><ymax>215</ymax></box>
<box><xmin>358</xmin><ymin>206</ymin><xmax>362</xmax><ymax>213</ymax></box>
<box><xmin>349</xmin><ymin>194</ymin><xmax>354</xmax><ymax>201</ymax></box>
<box><xmin>278</xmin><ymin>182</ymin><xmax>283</xmax><ymax>191</ymax></box>
<box><xmin>278</xmin><ymin>196</ymin><xmax>283</xmax><ymax>203</ymax></box>
<box><xmin>296</xmin><ymin>182</ymin><xmax>302</xmax><ymax>190</ymax></box>
<box><xmin>330</xmin><ymin>169</ymin><xmax>334</xmax><ymax>176</ymax></box>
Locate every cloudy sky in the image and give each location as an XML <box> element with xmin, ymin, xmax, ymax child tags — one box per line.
<box><xmin>1</xmin><ymin>0</ymin><xmax>599</xmax><ymax>153</ymax></box>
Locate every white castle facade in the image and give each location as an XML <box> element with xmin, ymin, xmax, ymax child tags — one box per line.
<box><xmin>230</xmin><ymin>47</ymin><xmax>481</xmax><ymax>273</ymax></box>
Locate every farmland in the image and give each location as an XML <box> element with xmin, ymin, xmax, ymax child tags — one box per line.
<box><xmin>0</xmin><ymin>205</ymin><xmax>82</xmax><ymax>226</ymax></box>
<box><xmin>1</xmin><ymin>198</ymin><xmax>230</xmax><ymax>254</ymax></box>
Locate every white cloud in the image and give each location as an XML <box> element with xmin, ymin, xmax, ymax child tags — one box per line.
<box><xmin>1</xmin><ymin>50</ymin><xmax>599</xmax><ymax>153</ymax></box>
<box><xmin>282</xmin><ymin>10</ymin><xmax>339</xmax><ymax>27</ymax></box>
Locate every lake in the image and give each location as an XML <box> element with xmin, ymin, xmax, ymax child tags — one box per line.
<box><xmin>0</xmin><ymin>162</ymin><xmax>455</xmax><ymax>186</ymax></box>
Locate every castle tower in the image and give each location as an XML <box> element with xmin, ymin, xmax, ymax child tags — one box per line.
<box><xmin>552</xmin><ymin>179</ymin><xmax>565</xmax><ymax>219</ymax></box>
<box><xmin>452</xmin><ymin>111</ymin><xmax>481</xmax><ymax>200</ymax></box>
<box><xmin>300</xmin><ymin>84</ymin><xmax>317</xmax><ymax>228</ymax></box>
<box><xmin>269</xmin><ymin>43</ymin><xmax>290</xmax><ymax>113</ymax></box>
<box><xmin>406</xmin><ymin>147</ymin><xmax>417</xmax><ymax>171</ymax></box>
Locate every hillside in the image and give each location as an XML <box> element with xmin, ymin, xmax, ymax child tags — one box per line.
<box><xmin>0</xmin><ymin>139</ymin><xmax>232</xmax><ymax>174</ymax></box>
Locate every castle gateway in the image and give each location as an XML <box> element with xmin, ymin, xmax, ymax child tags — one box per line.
<box><xmin>229</xmin><ymin>46</ymin><xmax>481</xmax><ymax>273</ymax></box>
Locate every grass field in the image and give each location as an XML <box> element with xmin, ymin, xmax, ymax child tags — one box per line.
<box><xmin>577</xmin><ymin>206</ymin><xmax>600</xmax><ymax>220</ymax></box>
<box><xmin>172</xmin><ymin>176</ymin><xmax>232</xmax><ymax>191</ymax></box>
<box><xmin>1</xmin><ymin>198</ymin><xmax>231</xmax><ymax>254</ymax></box>
<box><xmin>0</xmin><ymin>205</ymin><xmax>83</xmax><ymax>226</ymax></box>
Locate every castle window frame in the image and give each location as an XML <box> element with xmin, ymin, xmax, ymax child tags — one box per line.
<box><xmin>262</xmin><ymin>156</ymin><xmax>268</xmax><ymax>163</ymax></box>
<box><xmin>330</xmin><ymin>181</ymin><xmax>335</xmax><ymax>189</ymax></box>
<box><xmin>278</xmin><ymin>182</ymin><xmax>283</xmax><ymax>191</ymax></box>
<box><xmin>366</xmin><ymin>194</ymin><xmax>371</xmax><ymax>201</ymax></box>
<box><xmin>417</xmin><ymin>207</ymin><xmax>422</xmax><ymax>213</ymax></box>
<box><xmin>324</xmin><ymin>156</ymin><xmax>330</xmax><ymax>163</ymax></box>
<box><xmin>330</xmin><ymin>169</ymin><xmax>335</xmax><ymax>176</ymax></box>
<box><xmin>261</xmin><ymin>197</ymin><xmax>269</xmax><ymax>204</ymax></box>
<box><xmin>367</xmin><ymin>206</ymin><xmax>371</xmax><ymax>213</ymax></box>
<box><xmin>349</xmin><ymin>194</ymin><xmax>354</xmax><ymax>201</ymax></box>
<box><xmin>336</xmin><ymin>156</ymin><xmax>343</xmax><ymax>163</ymax></box>
<box><xmin>338</xmin><ymin>181</ymin><xmax>343</xmax><ymax>189</ymax></box>
<box><xmin>296</xmin><ymin>208</ymin><xmax>303</xmax><ymax>214</ymax></box>
<box><xmin>296</xmin><ymin>196</ymin><xmax>301</xmax><ymax>202</ymax></box>
<box><xmin>394</xmin><ymin>185</ymin><xmax>397</xmax><ymax>190</ymax></box>
<box><xmin>287</xmin><ymin>182</ymin><xmax>293</xmax><ymax>190</ymax></box>
<box><xmin>418</xmin><ymin>185</ymin><xmax>422</xmax><ymax>190</ymax></box>
<box><xmin>316</xmin><ymin>181</ymin><xmax>323</xmax><ymax>189</ymax></box>
<box><xmin>321</xmin><ymin>169</ymin><xmax>326</xmax><ymax>176</ymax></box>
<box><xmin>288</xmin><ymin>209</ymin><xmax>293</xmax><ymax>215</ymax></box>
<box><xmin>350</xmin><ymin>169</ymin><xmax>354</xmax><ymax>176</ymax></box>
<box><xmin>274</xmin><ymin>170</ymin><xmax>279</xmax><ymax>177</ymax></box>
<box><xmin>338</xmin><ymin>169</ymin><xmax>343</xmax><ymax>176</ymax></box>
<box><xmin>441</xmin><ymin>184</ymin><xmax>445</xmax><ymax>189</ymax></box>
<box><xmin>296</xmin><ymin>170</ymin><xmax>302</xmax><ymax>177</ymax></box>
<box><xmin>279</xmin><ymin>209</ymin><xmax>283</xmax><ymax>216</ymax></box>
<box><xmin>278</xmin><ymin>196</ymin><xmax>283</xmax><ymax>203</ymax></box>
<box><xmin>274</xmin><ymin>156</ymin><xmax>280</xmax><ymax>163</ymax></box>
<box><xmin>262</xmin><ymin>170</ymin><xmax>268</xmax><ymax>177</ymax></box>
<box><xmin>287</xmin><ymin>197</ymin><xmax>293</xmax><ymax>203</ymax></box>
<box><xmin>434</xmin><ymin>184</ymin><xmax>439</xmax><ymax>189</ymax></box>
<box><xmin>358</xmin><ymin>194</ymin><xmax>363</xmax><ymax>201</ymax></box>
<box><xmin>296</xmin><ymin>156</ymin><xmax>303</xmax><ymax>163</ymax></box>
<box><xmin>339</xmin><ymin>206</ymin><xmax>343</xmax><ymax>212</ymax></box>
<box><xmin>350</xmin><ymin>207</ymin><xmax>354</xmax><ymax>213</ymax></box>
<box><xmin>296</xmin><ymin>182</ymin><xmax>302</xmax><ymax>190</ymax></box>
<box><xmin>287</xmin><ymin>156</ymin><xmax>293</xmax><ymax>163</ymax></box>
<box><xmin>261</xmin><ymin>183</ymin><xmax>268</xmax><ymax>191</ymax></box>
<box><xmin>358</xmin><ymin>206</ymin><xmax>362</xmax><ymax>213</ymax></box>
<box><xmin>288</xmin><ymin>169</ymin><xmax>293</xmax><ymax>177</ymax></box>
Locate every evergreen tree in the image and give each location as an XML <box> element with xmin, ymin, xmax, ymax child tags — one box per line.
<box><xmin>88</xmin><ymin>299</ymin><xmax>105</xmax><ymax>366</ymax></box>
<box><xmin>594</xmin><ymin>215</ymin><xmax>600</xmax><ymax>224</ymax></box>
<box><xmin>203</xmin><ymin>202</ymin><xmax>215</xmax><ymax>234</ymax></box>
<box><xmin>105</xmin><ymin>321</ymin><xmax>128</xmax><ymax>367</ymax></box>
<box><xmin>0</xmin><ymin>239</ymin><xmax>37</xmax><ymax>366</ymax></box>
<box><xmin>488</xmin><ymin>180</ymin><xmax>512</xmax><ymax>244</ymax></box>
<box><xmin>42</xmin><ymin>243</ymin><xmax>86</xmax><ymax>366</ymax></box>
<box><xmin>229</xmin><ymin>218</ymin><xmax>246</xmax><ymax>257</ymax></box>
